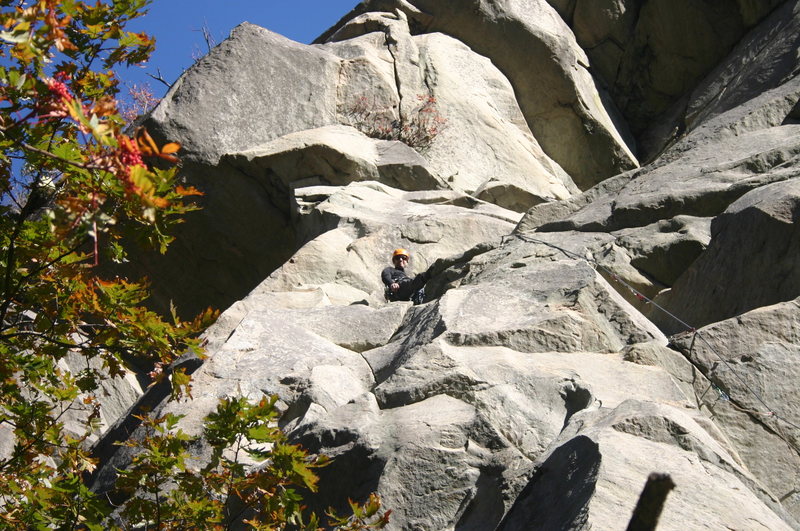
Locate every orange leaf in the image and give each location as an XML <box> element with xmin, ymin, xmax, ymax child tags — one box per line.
<box><xmin>176</xmin><ymin>185</ymin><xmax>203</xmax><ymax>197</ymax></box>
<box><xmin>160</xmin><ymin>142</ymin><xmax>180</xmax><ymax>154</ymax></box>
<box><xmin>135</xmin><ymin>127</ymin><xmax>159</xmax><ymax>156</ymax></box>
<box><xmin>151</xmin><ymin>196</ymin><xmax>170</xmax><ymax>208</ymax></box>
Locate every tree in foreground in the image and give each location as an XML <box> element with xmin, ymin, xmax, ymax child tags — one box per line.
<box><xmin>0</xmin><ymin>1</ymin><xmax>388</xmax><ymax>528</ymax></box>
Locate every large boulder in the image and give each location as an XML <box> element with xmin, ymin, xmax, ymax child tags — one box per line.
<box><xmin>325</xmin><ymin>11</ymin><xmax>578</xmax><ymax>210</ymax></box>
<box><xmin>318</xmin><ymin>0</ymin><xmax>640</xmax><ymax>189</ymax></box>
<box><xmin>521</xmin><ymin>124</ymin><xmax>800</xmax><ymax>233</ymax></box>
<box><xmin>671</xmin><ymin>298</ymin><xmax>800</xmax><ymax>518</ymax></box>
<box><xmin>223</xmin><ymin>125</ymin><xmax>445</xmax><ymax>192</ymax></box>
<box><xmin>612</xmin><ymin>216</ymin><xmax>711</xmax><ymax>287</ymax></box>
<box><xmin>145</xmin><ymin>24</ymin><xmax>341</xmax><ymax>165</ymax></box>
<box><xmin>651</xmin><ymin>178</ymin><xmax>800</xmax><ymax>333</ymax></box>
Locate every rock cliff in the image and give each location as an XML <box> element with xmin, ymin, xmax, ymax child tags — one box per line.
<box><xmin>93</xmin><ymin>0</ymin><xmax>800</xmax><ymax>528</ymax></box>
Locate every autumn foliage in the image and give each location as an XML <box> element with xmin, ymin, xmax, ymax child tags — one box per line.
<box><xmin>0</xmin><ymin>1</ymin><xmax>388</xmax><ymax>528</ymax></box>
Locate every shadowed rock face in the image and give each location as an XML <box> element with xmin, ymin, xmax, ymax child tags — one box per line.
<box><xmin>558</xmin><ymin>0</ymin><xmax>783</xmax><ymax>134</ymax></box>
<box><xmin>498</xmin><ymin>435</ymin><xmax>600</xmax><ymax>530</ymax></box>
<box><xmin>87</xmin><ymin>1</ymin><xmax>800</xmax><ymax>529</ymax></box>
<box><xmin>544</xmin><ymin>0</ymin><xmax>788</xmax><ymax>165</ymax></box>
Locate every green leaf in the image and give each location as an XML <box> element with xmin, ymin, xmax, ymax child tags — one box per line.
<box><xmin>247</xmin><ymin>425</ymin><xmax>273</xmax><ymax>442</ymax></box>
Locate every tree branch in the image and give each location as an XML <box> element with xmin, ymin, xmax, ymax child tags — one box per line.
<box><xmin>20</xmin><ymin>142</ymin><xmax>93</xmax><ymax>171</ymax></box>
<box><xmin>0</xmin><ymin>329</ymin><xmax>87</xmax><ymax>350</ymax></box>
<box><xmin>147</xmin><ymin>68</ymin><xmax>171</xmax><ymax>89</ymax></box>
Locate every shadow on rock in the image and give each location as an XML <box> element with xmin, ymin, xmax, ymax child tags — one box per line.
<box><xmin>498</xmin><ymin>435</ymin><xmax>600</xmax><ymax>530</ymax></box>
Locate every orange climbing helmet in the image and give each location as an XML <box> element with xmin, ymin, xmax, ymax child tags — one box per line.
<box><xmin>392</xmin><ymin>248</ymin><xmax>410</xmax><ymax>260</ymax></box>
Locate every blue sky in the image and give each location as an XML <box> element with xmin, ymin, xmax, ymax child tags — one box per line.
<box><xmin>123</xmin><ymin>1</ymin><xmax>359</xmax><ymax>95</ymax></box>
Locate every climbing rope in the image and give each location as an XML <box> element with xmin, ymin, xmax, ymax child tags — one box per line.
<box><xmin>513</xmin><ymin>232</ymin><xmax>800</xmax><ymax>439</ymax></box>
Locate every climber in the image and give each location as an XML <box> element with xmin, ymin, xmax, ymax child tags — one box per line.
<box><xmin>382</xmin><ymin>248</ymin><xmax>429</xmax><ymax>304</ymax></box>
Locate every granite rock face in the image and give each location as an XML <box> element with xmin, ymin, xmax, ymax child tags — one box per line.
<box><xmin>651</xmin><ymin>178</ymin><xmax>800</xmax><ymax>333</ymax></box>
<box><xmin>671</xmin><ymin>298</ymin><xmax>800</xmax><ymax>518</ymax></box>
<box><xmin>146</xmin><ymin>25</ymin><xmax>341</xmax><ymax>165</ymax></box>
<box><xmin>256</xmin><ymin>181</ymin><xmax>520</xmax><ymax>304</ymax></box>
<box><xmin>549</xmin><ymin>0</ymin><xmax>783</xmax><ymax>137</ymax></box>
<box><xmin>136</xmin><ymin>14</ymin><xmax>579</xmax><ymax>315</ymax></box>
<box><xmin>327</xmin><ymin>13</ymin><xmax>579</xmax><ymax>207</ymax></box>
<box><xmin>500</xmin><ymin>400</ymin><xmax>791</xmax><ymax>530</ymax></box>
<box><xmin>642</xmin><ymin>0</ymin><xmax>800</xmax><ymax>159</ymax></box>
<box><xmin>90</xmin><ymin>1</ymin><xmax>800</xmax><ymax>529</ymax></box>
<box><xmin>319</xmin><ymin>0</ymin><xmax>640</xmax><ymax>189</ymax></box>
<box><xmin>147</xmin><ymin>16</ymin><xmax>575</xmax><ymax>207</ymax></box>
<box><xmin>518</xmin><ymin>124</ymin><xmax>800</xmax><ymax>234</ymax></box>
